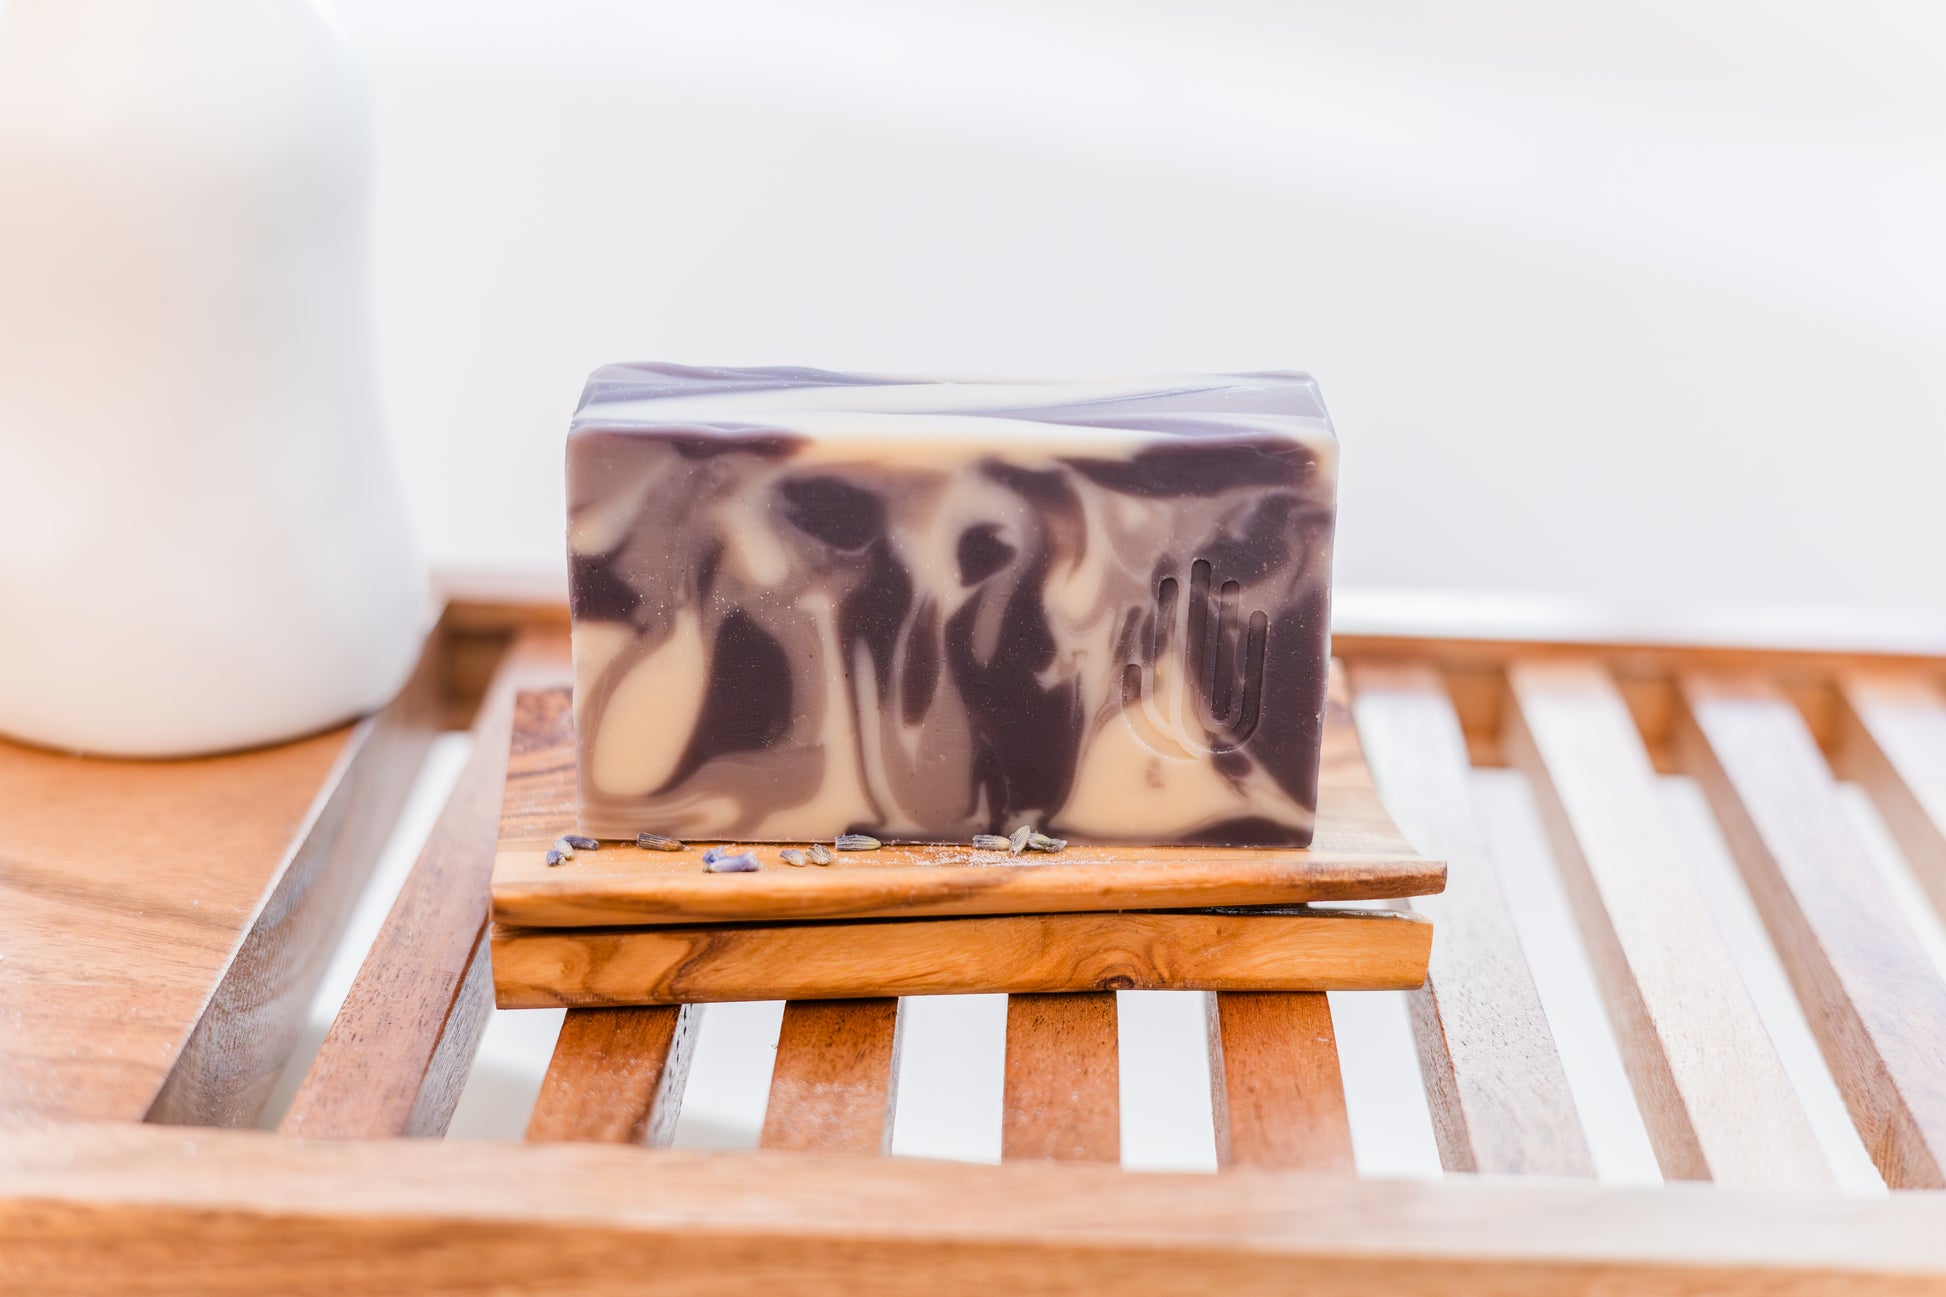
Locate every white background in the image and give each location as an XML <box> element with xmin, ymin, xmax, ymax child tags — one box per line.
<box><xmin>331</xmin><ymin>0</ymin><xmax>1946</xmax><ymax>615</ymax></box>
<box><xmin>264</xmin><ymin>2</ymin><xmax>1946</xmax><ymax>1175</ymax></box>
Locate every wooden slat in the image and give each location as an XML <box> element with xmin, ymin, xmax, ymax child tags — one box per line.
<box><xmin>1677</xmin><ymin>673</ymin><xmax>1946</xmax><ymax>1188</ymax></box>
<box><xmin>10</xmin><ymin>1122</ymin><xmax>1946</xmax><ymax>1296</ymax></box>
<box><xmin>493</xmin><ymin>907</ymin><xmax>1431</xmax><ymax>1008</ymax></box>
<box><xmin>408</xmin><ymin>936</ymin><xmax>495</xmax><ymax>1137</ymax></box>
<box><xmin>1838</xmin><ymin>672</ymin><xmax>1946</xmax><ymax>922</ymax></box>
<box><xmin>1347</xmin><ymin>660</ymin><xmax>1593</xmax><ymax>1177</ymax></box>
<box><xmin>527</xmin><ymin>1006</ymin><xmax>699</xmax><ymax>1145</ymax></box>
<box><xmin>1003</xmin><ymin>993</ymin><xmax>1120</xmax><ymax>1163</ymax></box>
<box><xmin>147</xmin><ymin>634</ymin><xmax>442</xmax><ymax>1128</ymax></box>
<box><xmin>281</xmin><ymin>628</ymin><xmax>571</xmax><ymax>1139</ymax></box>
<box><xmin>0</xmin><ymin>643</ymin><xmax>437</xmax><ymax>1127</ymax></box>
<box><xmin>1205</xmin><ymin>992</ymin><xmax>1352</xmax><ymax>1172</ymax></box>
<box><xmin>1504</xmin><ymin>659</ymin><xmax>1830</xmax><ymax>1187</ymax></box>
<box><xmin>1198</xmin><ymin>674</ymin><xmax>1360</xmax><ymax>1173</ymax></box>
<box><xmin>759</xmin><ymin>999</ymin><xmax>904</xmax><ymax>1155</ymax></box>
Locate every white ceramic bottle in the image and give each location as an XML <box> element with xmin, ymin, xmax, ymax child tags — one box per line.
<box><xmin>0</xmin><ymin>0</ymin><xmax>429</xmax><ymax>756</ymax></box>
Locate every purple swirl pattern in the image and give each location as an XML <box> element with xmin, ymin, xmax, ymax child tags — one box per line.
<box><xmin>566</xmin><ymin>365</ymin><xmax>1338</xmax><ymax>846</ymax></box>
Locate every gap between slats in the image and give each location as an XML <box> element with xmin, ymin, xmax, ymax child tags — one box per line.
<box><xmin>148</xmin><ymin>635</ymin><xmax>444</xmax><ymax>1130</ymax></box>
<box><xmin>1347</xmin><ymin>661</ymin><xmax>1593</xmax><ymax>1178</ymax></box>
<box><xmin>1503</xmin><ymin>659</ymin><xmax>1831</xmax><ymax>1189</ymax></box>
<box><xmin>281</xmin><ymin>628</ymin><xmax>571</xmax><ymax>1140</ymax></box>
<box><xmin>1838</xmin><ymin>673</ymin><xmax>1946</xmax><ymax>927</ymax></box>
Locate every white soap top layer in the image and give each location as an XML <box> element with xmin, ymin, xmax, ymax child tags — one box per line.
<box><xmin>570</xmin><ymin>364</ymin><xmax>1337</xmax><ymax>454</ymax></box>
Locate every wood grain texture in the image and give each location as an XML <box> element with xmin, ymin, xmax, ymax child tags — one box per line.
<box><xmin>1347</xmin><ymin>660</ymin><xmax>1594</xmax><ymax>1177</ymax></box>
<box><xmin>1206</xmin><ymin>992</ymin><xmax>1353</xmax><ymax>1172</ymax></box>
<box><xmin>493</xmin><ymin>907</ymin><xmax>1431</xmax><ymax>1008</ymax></box>
<box><xmin>0</xmin><ymin>678</ymin><xmax>431</xmax><ymax>1125</ymax></box>
<box><xmin>7</xmin><ymin>1123</ymin><xmax>1946</xmax><ymax>1297</ymax></box>
<box><xmin>492</xmin><ymin>686</ymin><xmax>1444</xmax><ymax>930</ymax></box>
<box><xmin>406</xmin><ymin>934</ymin><xmax>496</xmax><ymax>1139</ymax></box>
<box><xmin>1838</xmin><ymin>672</ymin><xmax>1946</xmax><ymax>923</ymax></box>
<box><xmin>760</xmin><ymin>999</ymin><xmax>904</xmax><ymax>1155</ymax></box>
<box><xmin>1504</xmin><ymin>659</ymin><xmax>1830</xmax><ymax>1188</ymax></box>
<box><xmin>145</xmin><ymin>632</ymin><xmax>443</xmax><ymax>1128</ymax></box>
<box><xmin>1677</xmin><ymin>673</ymin><xmax>1946</xmax><ymax>1188</ymax></box>
<box><xmin>1003</xmin><ymin>993</ymin><xmax>1120</xmax><ymax>1162</ymax></box>
<box><xmin>281</xmin><ymin>628</ymin><xmax>571</xmax><ymax>1139</ymax></box>
<box><xmin>527</xmin><ymin>1006</ymin><xmax>699</xmax><ymax>1145</ymax></box>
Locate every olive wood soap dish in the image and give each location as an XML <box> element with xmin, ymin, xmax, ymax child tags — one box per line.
<box><xmin>489</xmin><ymin>676</ymin><xmax>1441</xmax><ymax>1007</ymax></box>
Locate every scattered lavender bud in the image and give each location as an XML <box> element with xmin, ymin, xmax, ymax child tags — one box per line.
<box><xmin>1008</xmin><ymin>825</ymin><xmax>1032</xmax><ymax>855</ymax></box>
<box><xmin>544</xmin><ymin>848</ymin><xmax>565</xmax><ymax>867</ymax></box>
<box><xmin>560</xmin><ymin>834</ymin><xmax>599</xmax><ymax>852</ymax></box>
<box><xmin>971</xmin><ymin>834</ymin><xmax>1012</xmax><ymax>851</ymax></box>
<box><xmin>703</xmin><ymin>851</ymin><xmax>761</xmax><ymax>873</ymax></box>
<box><xmin>808</xmin><ymin>843</ymin><xmax>833</xmax><ymax>866</ymax></box>
<box><xmin>779</xmin><ymin>848</ymin><xmax>808</xmax><ymax>867</ymax></box>
<box><xmin>1026</xmin><ymin>832</ymin><xmax>1068</xmax><ymax>853</ymax></box>
<box><xmin>700</xmin><ymin>845</ymin><xmax>736</xmax><ymax>865</ymax></box>
<box><xmin>550</xmin><ymin>835</ymin><xmax>579</xmax><ymax>859</ymax></box>
<box><xmin>636</xmin><ymin>833</ymin><xmax>685</xmax><ymax>851</ymax></box>
<box><xmin>835</xmin><ymin>833</ymin><xmax>882</xmax><ymax>851</ymax></box>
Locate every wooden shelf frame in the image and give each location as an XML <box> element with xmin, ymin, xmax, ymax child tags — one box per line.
<box><xmin>6</xmin><ymin>578</ymin><xmax>1946</xmax><ymax>1294</ymax></box>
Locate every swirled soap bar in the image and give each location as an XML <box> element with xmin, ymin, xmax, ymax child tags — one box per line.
<box><xmin>566</xmin><ymin>365</ymin><xmax>1338</xmax><ymax>847</ymax></box>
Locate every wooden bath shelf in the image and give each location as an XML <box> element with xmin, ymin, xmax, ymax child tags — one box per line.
<box><xmin>6</xmin><ymin>577</ymin><xmax>1946</xmax><ymax>1293</ymax></box>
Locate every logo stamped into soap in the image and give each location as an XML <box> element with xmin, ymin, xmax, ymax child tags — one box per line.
<box><xmin>1121</xmin><ymin>559</ymin><xmax>1268</xmax><ymax>759</ymax></box>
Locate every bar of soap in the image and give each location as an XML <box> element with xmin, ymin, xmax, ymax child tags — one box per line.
<box><xmin>566</xmin><ymin>365</ymin><xmax>1338</xmax><ymax>847</ymax></box>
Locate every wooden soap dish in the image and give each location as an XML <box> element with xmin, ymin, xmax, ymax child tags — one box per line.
<box><xmin>492</xmin><ymin>679</ymin><xmax>1444</xmax><ymax>927</ymax></box>
<box><xmin>489</xmin><ymin>672</ymin><xmax>1443</xmax><ymax>1007</ymax></box>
